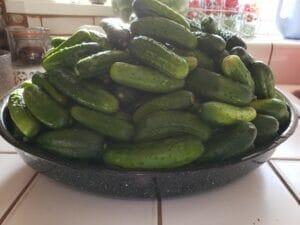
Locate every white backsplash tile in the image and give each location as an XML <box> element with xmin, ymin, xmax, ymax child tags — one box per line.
<box><xmin>27</xmin><ymin>16</ymin><xmax>41</xmax><ymax>27</ymax></box>
<box><xmin>247</xmin><ymin>42</ymin><xmax>272</xmax><ymax>64</ymax></box>
<box><xmin>42</xmin><ymin>17</ymin><xmax>94</xmax><ymax>35</ymax></box>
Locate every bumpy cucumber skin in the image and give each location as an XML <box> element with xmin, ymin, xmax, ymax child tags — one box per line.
<box><xmin>135</xmin><ymin>110</ymin><xmax>212</xmax><ymax>142</ymax></box>
<box><xmin>186</xmin><ymin>68</ymin><xmax>254</xmax><ymax>106</ymax></box>
<box><xmin>75</xmin><ymin>50</ymin><xmax>130</xmax><ymax>78</ymax></box>
<box><xmin>110</xmin><ymin>62</ymin><xmax>185</xmax><ymax>93</ymax></box>
<box><xmin>48</xmin><ymin>69</ymin><xmax>119</xmax><ymax>113</ymax></box>
<box><xmin>250</xmin><ymin>98</ymin><xmax>289</xmax><ymax>122</ymax></box>
<box><xmin>8</xmin><ymin>88</ymin><xmax>40</xmax><ymax>138</ymax></box>
<box><xmin>194</xmin><ymin>32</ymin><xmax>226</xmax><ymax>55</ymax></box>
<box><xmin>51</xmin><ymin>37</ymin><xmax>67</xmax><ymax>48</ymax></box>
<box><xmin>229</xmin><ymin>46</ymin><xmax>254</xmax><ymax>68</ymax></box>
<box><xmin>129</xmin><ymin>36</ymin><xmax>188</xmax><ymax>80</ymax></box>
<box><xmin>216</xmin><ymin>29</ymin><xmax>247</xmax><ymax>50</ymax></box>
<box><xmin>200</xmin><ymin>122</ymin><xmax>257</xmax><ymax>162</ymax></box>
<box><xmin>133</xmin><ymin>90</ymin><xmax>194</xmax><ymax>123</ymax></box>
<box><xmin>199</xmin><ymin>101</ymin><xmax>256</xmax><ymax>126</ymax></box>
<box><xmin>103</xmin><ymin>136</ymin><xmax>204</xmax><ymax>169</ymax></box>
<box><xmin>71</xmin><ymin>105</ymin><xmax>135</xmax><ymax>141</ymax></box>
<box><xmin>100</xmin><ymin>18</ymin><xmax>130</xmax><ymax>49</ymax></box>
<box><xmin>23</xmin><ymin>84</ymin><xmax>71</xmax><ymax>129</ymax></box>
<box><xmin>43</xmin><ymin>42</ymin><xmax>102</xmax><ymax>71</ymax></box>
<box><xmin>35</xmin><ymin>128</ymin><xmax>104</xmax><ymax>159</ymax></box>
<box><xmin>88</xmin><ymin>30</ymin><xmax>112</xmax><ymax>50</ymax></box>
<box><xmin>132</xmin><ymin>0</ymin><xmax>190</xmax><ymax>29</ymax></box>
<box><xmin>222</xmin><ymin>55</ymin><xmax>255</xmax><ymax>91</ymax></box>
<box><xmin>252</xmin><ymin>114</ymin><xmax>279</xmax><ymax>137</ymax></box>
<box><xmin>46</xmin><ymin>29</ymin><xmax>92</xmax><ymax>57</ymax></box>
<box><xmin>32</xmin><ymin>72</ymin><xmax>68</xmax><ymax>105</ymax></box>
<box><xmin>131</xmin><ymin>17</ymin><xmax>197</xmax><ymax>50</ymax></box>
<box><xmin>250</xmin><ymin>61</ymin><xmax>276</xmax><ymax>99</ymax></box>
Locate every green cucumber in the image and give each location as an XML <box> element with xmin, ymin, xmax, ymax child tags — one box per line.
<box><xmin>186</xmin><ymin>68</ymin><xmax>254</xmax><ymax>106</ymax></box>
<box><xmin>230</xmin><ymin>46</ymin><xmax>255</xmax><ymax>68</ymax></box>
<box><xmin>110</xmin><ymin>62</ymin><xmax>185</xmax><ymax>93</ymax></box>
<box><xmin>250</xmin><ymin>98</ymin><xmax>289</xmax><ymax>122</ymax></box>
<box><xmin>132</xmin><ymin>0</ymin><xmax>190</xmax><ymax>29</ymax></box>
<box><xmin>194</xmin><ymin>32</ymin><xmax>226</xmax><ymax>55</ymax></box>
<box><xmin>135</xmin><ymin>110</ymin><xmax>212</xmax><ymax>142</ymax></box>
<box><xmin>100</xmin><ymin>18</ymin><xmax>130</xmax><ymax>49</ymax></box>
<box><xmin>249</xmin><ymin>61</ymin><xmax>276</xmax><ymax>99</ymax></box>
<box><xmin>252</xmin><ymin>114</ymin><xmax>279</xmax><ymax>138</ymax></box>
<box><xmin>88</xmin><ymin>30</ymin><xmax>112</xmax><ymax>50</ymax></box>
<box><xmin>8</xmin><ymin>88</ymin><xmax>40</xmax><ymax>138</ymax></box>
<box><xmin>75</xmin><ymin>50</ymin><xmax>130</xmax><ymax>78</ymax></box>
<box><xmin>71</xmin><ymin>105</ymin><xmax>135</xmax><ymax>141</ymax></box>
<box><xmin>23</xmin><ymin>84</ymin><xmax>71</xmax><ymax>129</ymax></box>
<box><xmin>216</xmin><ymin>29</ymin><xmax>247</xmax><ymax>50</ymax></box>
<box><xmin>199</xmin><ymin>101</ymin><xmax>256</xmax><ymax>126</ymax></box>
<box><xmin>32</xmin><ymin>72</ymin><xmax>68</xmax><ymax>105</ymax></box>
<box><xmin>133</xmin><ymin>90</ymin><xmax>194</xmax><ymax>123</ymax></box>
<box><xmin>199</xmin><ymin>122</ymin><xmax>257</xmax><ymax>162</ymax></box>
<box><xmin>201</xmin><ymin>15</ymin><xmax>218</xmax><ymax>34</ymax></box>
<box><xmin>43</xmin><ymin>42</ymin><xmax>103</xmax><ymax>71</ymax></box>
<box><xmin>35</xmin><ymin>128</ymin><xmax>104</xmax><ymax>159</ymax></box>
<box><xmin>103</xmin><ymin>136</ymin><xmax>204</xmax><ymax>169</ymax></box>
<box><xmin>184</xmin><ymin>56</ymin><xmax>198</xmax><ymax>72</ymax></box>
<box><xmin>129</xmin><ymin>36</ymin><xmax>188</xmax><ymax>79</ymax></box>
<box><xmin>51</xmin><ymin>36</ymin><xmax>67</xmax><ymax>48</ymax></box>
<box><xmin>48</xmin><ymin>69</ymin><xmax>119</xmax><ymax>113</ymax></box>
<box><xmin>222</xmin><ymin>55</ymin><xmax>255</xmax><ymax>91</ymax></box>
<box><xmin>131</xmin><ymin>17</ymin><xmax>197</xmax><ymax>50</ymax></box>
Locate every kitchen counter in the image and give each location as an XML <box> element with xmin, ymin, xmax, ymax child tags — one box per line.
<box><xmin>0</xmin><ymin>86</ymin><xmax>300</xmax><ymax>225</ymax></box>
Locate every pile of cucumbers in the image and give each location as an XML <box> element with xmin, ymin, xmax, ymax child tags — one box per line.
<box><xmin>7</xmin><ymin>0</ymin><xmax>290</xmax><ymax>170</ymax></box>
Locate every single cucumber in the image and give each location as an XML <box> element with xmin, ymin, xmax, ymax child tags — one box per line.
<box><xmin>201</xmin><ymin>15</ymin><xmax>218</xmax><ymax>34</ymax></box>
<box><xmin>48</xmin><ymin>69</ymin><xmax>119</xmax><ymax>113</ymax></box>
<box><xmin>35</xmin><ymin>128</ymin><xmax>104</xmax><ymax>159</ymax></box>
<box><xmin>199</xmin><ymin>101</ymin><xmax>256</xmax><ymax>126</ymax></box>
<box><xmin>110</xmin><ymin>62</ymin><xmax>185</xmax><ymax>93</ymax></box>
<box><xmin>8</xmin><ymin>88</ymin><xmax>40</xmax><ymax>138</ymax></box>
<box><xmin>252</xmin><ymin>114</ymin><xmax>279</xmax><ymax>137</ymax></box>
<box><xmin>88</xmin><ymin>30</ymin><xmax>113</xmax><ymax>50</ymax></box>
<box><xmin>32</xmin><ymin>72</ymin><xmax>68</xmax><ymax>105</ymax></box>
<box><xmin>135</xmin><ymin>110</ymin><xmax>212</xmax><ymax>142</ymax></box>
<box><xmin>216</xmin><ymin>29</ymin><xmax>247</xmax><ymax>50</ymax></box>
<box><xmin>129</xmin><ymin>36</ymin><xmax>188</xmax><ymax>79</ymax></box>
<box><xmin>23</xmin><ymin>84</ymin><xmax>71</xmax><ymax>129</ymax></box>
<box><xmin>71</xmin><ymin>105</ymin><xmax>135</xmax><ymax>141</ymax></box>
<box><xmin>75</xmin><ymin>50</ymin><xmax>130</xmax><ymax>78</ymax></box>
<box><xmin>132</xmin><ymin>0</ymin><xmax>190</xmax><ymax>29</ymax></box>
<box><xmin>51</xmin><ymin>36</ymin><xmax>68</xmax><ymax>48</ymax></box>
<box><xmin>43</xmin><ymin>42</ymin><xmax>103</xmax><ymax>71</ymax></box>
<box><xmin>230</xmin><ymin>46</ymin><xmax>255</xmax><ymax>68</ymax></box>
<box><xmin>131</xmin><ymin>17</ymin><xmax>197</xmax><ymax>50</ymax></box>
<box><xmin>213</xmin><ymin>50</ymin><xmax>229</xmax><ymax>72</ymax></box>
<box><xmin>183</xmin><ymin>56</ymin><xmax>198</xmax><ymax>72</ymax></box>
<box><xmin>194</xmin><ymin>32</ymin><xmax>226</xmax><ymax>55</ymax></box>
<box><xmin>249</xmin><ymin>61</ymin><xmax>276</xmax><ymax>99</ymax></box>
<box><xmin>103</xmin><ymin>136</ymin><xmax>204</xmax><ymax>169</ymax></box>
<box><xmin>222</xmin><ymin>55</ymin><xmax>255</xmax><ymax>91</ymax></box>
<box><xmin>186</xmin><ymin>68</ymin><xmax>254</xmax><ymax>106</ymax></box>
<box><xmin>100</xmin><ymin>18</ymin><xmax>130</xmax><ymax>49</ymax></box>
<box><xmin>250</xmin><ymin>98</ymin><xmax>289</xmax><ymax>122</ymax></box>
<box><xmin>199</xmin><ymin>122</ymin><xmax>257</xmax><ymax>162</ymax></box>
<box><xmin>133</xmin><ymin>90</ymin><xmax>194</xmax><ymax>123</ymax></box>
<box><xmin>46</xmin><ymin>29</ymin><xmax>92</xmax><ymax>57</ymax></box>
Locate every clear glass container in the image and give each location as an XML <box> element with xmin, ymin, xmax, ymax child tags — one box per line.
<box><xmin>6</xmin><ymin>26</ymin><xmax>50</xmax><ymax>65</ymax></box>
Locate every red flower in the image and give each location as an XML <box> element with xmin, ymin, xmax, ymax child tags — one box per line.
<box><xmin>224</xmin><ymin>0</ymin><xmax>239</xmax><ymax>16</ymax></box>
<box><xmin>189</xmin><ymin>0</ymin><xmax>200</xmax><ymax>8</ymax></box>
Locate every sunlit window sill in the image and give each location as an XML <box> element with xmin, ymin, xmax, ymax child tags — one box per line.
<box><xmin>5</xmin><ymin>0</ymin><xmax>114</xmax><ymax>16</ymax></box>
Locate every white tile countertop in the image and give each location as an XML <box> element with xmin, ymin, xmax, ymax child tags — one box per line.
<box><xmin>0</xmin><ymin>85</ymin><xmax>299</xmax><ymax>225</ymax></box>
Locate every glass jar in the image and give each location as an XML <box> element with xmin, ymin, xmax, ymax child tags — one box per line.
<box><xmin>7</xmin><ymin>26</ymin><xmax>50</xmax><ymax>65</ymax></box>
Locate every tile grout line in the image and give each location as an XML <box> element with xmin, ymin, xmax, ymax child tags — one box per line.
<box><xmin>268</xmin><ymin>161</ymin><xmax>300</xmax><ymax>205</ymax></box>
<box><xmin>267</xmin><ymin>42</ymin><xmax>274</xmax><ymax>66</ymax></box>
<box><xmin>157</xmin><ymin>195</ymin><xmax>162</xmax><ymax>225</ymax></box>
<box><xmin>0</xmin><ymin>152</ymin><xmax>17</xmax><ymax>154</ymax></box>
<box><xmin>270</xmin><ymin>157</ymin><xmax>300</xmax><ymax>161</ymax></box>
<box><xmin>0</xmin><ymin>172</ymin><xmax>39</xmax><ymax>225</ymax></box>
